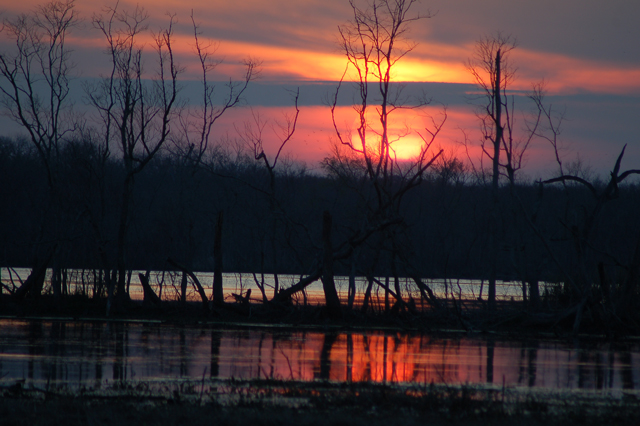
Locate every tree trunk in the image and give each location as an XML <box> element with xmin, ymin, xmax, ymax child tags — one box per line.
<box><xmin>167</xmin><ymin>258</ymin><xmax>209</xmax><ymax>312</ymax></box>
<box><xmin>116</xmin><ymin>174</ymin><xmax>134</xmax><ymax>304</ymax></box>
<box><xmin>181</xmin><ymin>271</ymin><xmax>188</xmax><ymax>306</ymax></box>
<box><xmin>384</xmin><ymin>276</ymin><xmax>390</xmax><ymax>313</ymax></box>
<box><xmin>410</xmin><ymin>275</ymin><xmax>442</xmax><ymax>310</ymax></box>
<box><xmin>391</xmin><ymin>251</ymin><xmax>402</xmax><ymax>311</ymax></box>
<box><xmin>528</xmin><ymin>279</ymin><xmax>540</xmax><ymax>309</ymax></box>
<box><xmin>106</xmin><ymin>269</ymin><xmax>116</xmax><ymax>316</ymax></box>
<box><xmin>618</xmin><ymin>232</ymin><xmax>640</xmax><ymax>316</ymax></box>
<box><xmin>488</xmin><ymin>49</ymin><xmax>503</xmax><ymax>312</ymax></box>
<box><xmin>361</xmin><ymin>275</ymin><xmax>374</xmax><ymax>313</ymax></box>
<box><xmin>212</xmin><ymin>211</ymin><xmax>224</xmax><ymax>306</ymax></box>
<box><xmin>321</xmin><ymin>211</ymin><xmax>342</xmax><ymax>319</ymax></box>
<box><xmin>14</xmin><ymin>253</ymin><xmax>52</xmax><ymax>300</ymax></box>
<box><xmin>52</xmin><ymin>265</ymin><xmax>61</xmax><ymax>301</ymax></box>
<box><xmin>348</xmin><ymin>249</ymin><xmax>358</xmax><ymax>309</ymax></box>
<box><xmin>139</xmin><ymin>273</ymin><xmax>162</xmax><ymax>307</ymax></box>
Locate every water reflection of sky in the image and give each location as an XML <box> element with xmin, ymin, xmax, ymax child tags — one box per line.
<box><xmin>0</xmin><ymin>320</ymin><xmax>638</xmax><ymax>392</ymax></box>
<box><xmin>1</xmin><ymin>268</ymin><xmax>531</xmax><ymax>304</ymax></box>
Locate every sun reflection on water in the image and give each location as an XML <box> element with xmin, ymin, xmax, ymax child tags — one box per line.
<box><xmin>0</xmin><ymin>319</ymin><xmax>638</xmax><ymax>393</ymax></box>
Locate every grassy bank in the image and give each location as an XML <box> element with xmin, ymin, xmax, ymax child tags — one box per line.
<box><xmin>1</xmin><ymin>378</ymin><xmax>639</xmax><ymax>426</ymax></box>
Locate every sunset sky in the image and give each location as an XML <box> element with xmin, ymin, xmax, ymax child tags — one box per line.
<box><xmin>2</xmin><ymin>0</ymin><xmax>640</xmax><ymax>178</ymax></box>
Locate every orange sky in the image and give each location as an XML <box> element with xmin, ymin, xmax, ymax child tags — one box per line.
<box><xmin>2</xmin><ymin>0</ymin><xmax>640</xmax><ymax>175</ymax></box>
<box><xmin>7</xmin><ymin>0</ymin><xmax>637</xmax><ymax>90</ymax></box>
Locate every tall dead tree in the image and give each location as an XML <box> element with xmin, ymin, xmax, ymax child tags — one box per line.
<box><xmin>466</xmin><ymin>35</ymin><xmax>514</xmax><ymax>310</ymax></box>
<box><xmin>321</xmin><ymin>211</ymin><xmax>342</xmax><ymax>318</ymax></box>
<box><xmin>173</xmin><ymin>14</ymin><xmax>258</xmax><ymax>304</ymax></box>
<box><xmin>328</xmin><ymin>0</ymin><xmax>445</xmax><ymax>309</ymax></box>
<box><xmin>466</xmin><ymin>34</ymin><xmax>544</xmax><ymax>310</ymax></box>
<box><xmin>88</xmin><ymin>5</ymin><xmax>180</xmax><ymax>311</ymax></box>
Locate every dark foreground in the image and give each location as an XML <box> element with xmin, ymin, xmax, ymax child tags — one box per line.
<box><xmin>1</xmin><ymin>378</ymin><xmax>639</xmax><ymax>426</ymax></box>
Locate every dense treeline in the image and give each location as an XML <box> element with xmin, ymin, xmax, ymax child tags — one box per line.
<box><xmin>2</xmin><ymin>134</ymin><xmax>639</xmax><ymax>303</ymax></box>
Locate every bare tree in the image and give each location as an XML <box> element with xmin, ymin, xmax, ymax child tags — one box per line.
<box><xmin>236</xmin><ymin>91</ymin><xmax>300</xmax><ymax>302</ymax></box>
<box><xmin>328</xmin><ymin>0</ymin><xmax>445</xmax><ymax>310</ymax></box>
<box><xmin>0</xmin><ymin>0</ymin><xmax>79</xmax><ymax>187</ymax></box>
<box><xmin>544</xmin><ymin>145</ymin><xmax>640</xmax><ymax>332</ymax></box>
<box><xmin>166</xmin><ymin>14</ymin><xmax>259</xmax><ymax>306</ymax></box>
<box><xmin>332</xmin><ymin>0</ymin><xmax>445</xmax><ymax>206</ymax></box>
<box><xmin>529</xmin><ymin>82</ymin><xmax>566</xmax><ymax>177</ymax></box>
<box><xmin>174</xmin><ymin>12</ymin><xmax>258</xmax><ymax>167</ymax></box>
<box><xmin>88</xmin><ymin>4</ymin><xmax>180</xmax><ymax>311</ymax></box>
<box><xmin>466</xmin><ymin>34</ymin><xmax>545</xmax><ymax>310</ymax></box>
<box><xmin>466</xmin><ymin>34</ymin><xmax>524</xmax><ymax>186</ymax></box>
<box><xmin>0</xmin><ymin>0</ymin><xmax>79</xmax><ymax>300</ymax></box>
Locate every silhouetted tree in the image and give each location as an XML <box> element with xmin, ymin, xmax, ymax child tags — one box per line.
<box><xmin>328</xmin><ymin>0</ymin><xmax>445</xmax><ymax>309</ymax></box>
<box><xmin>0</xmin><ymin>0</ymin><xmax>80</xmax><ymax>300</ymax></box>
<box><xmin>466</xmin><ymin>34</ymin><xmax>546</xmax><ymax>310</ymax></box>
<box><xmin>88</xmin><ymin>4</ymin><xmax>180</xmax><ymax>311</ymax></box>
<box><xmin>544</xmin><ymin>145</ymin><xmax>640</xmax><ymax>332</ymax></box>
<box><xmin>0</xmin><ymin>0</ymin><xmax>79</xmax><ymax>187</ymax></box>
<box><xmin>238</xmin><ymin>90</ymin><xmax>300</xmax><ymax>301</ymax></box>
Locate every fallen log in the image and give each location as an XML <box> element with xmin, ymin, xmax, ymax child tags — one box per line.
<box><xmin>272</xmin><ymin>268</ymin><xmax>322</xmax><ymax>304</ymax></box>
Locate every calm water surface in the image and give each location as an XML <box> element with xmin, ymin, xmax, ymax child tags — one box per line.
<box><xmin>0</xmin><ymin>268</ymin><xmax>532</xmax><ymax>304</ymax></box>
<box><xmin>0</xmin><ymin>319</ymin><xmax>638</xmax><ymax>392</ymax></box>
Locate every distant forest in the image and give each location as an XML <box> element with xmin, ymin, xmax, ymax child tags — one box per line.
<box><xmin>1</xmin><ymin>133</ymin><xmax>638</xmax><ymax>286</ymax></box>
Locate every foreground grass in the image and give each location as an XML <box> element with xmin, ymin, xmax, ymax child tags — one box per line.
<box><xmin>1</xmin><ymin>378</ymin><xmax>639</xmax><ymax>426</ymax></box>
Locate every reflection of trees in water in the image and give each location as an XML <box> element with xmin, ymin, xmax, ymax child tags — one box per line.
<box><xmin>412</xmin><ymin>334</ymin><xmax>431</xmax><ymax>383</ymax></box>
<box><xmin>49</xmin><ymin>322</ymin><xmax>66</xmax><ymax>383</ymax></box>
<box><xmin>268</xmin><ymin>332</ymin><xmax>278</xmax><ymax>379</ymax></box>
<box><xmin>362</xmin><ymin>334</ymin><xmax>371</xmax><ymax>382</ymax></box>
<box><xmin>563</xmin><ymin>342</ymin><xmax>637</xmax><ymax>390</ymax></box>
<box><xmin>111</xmin><ymin>322</ymin><xmax>127</xmax><ymax>381</ymax></box>
<box><xmin>578</xmin><ymin>347</ymin><xmax>589</xmax><ymax>389</ymax></box>
<box><xmin>314</xmin><ymin>332</ymin><xmax>338</xmax><ymax>381</ymax></box>
<box><xmin>92</xmin><ymin>322</ymin><xmax>105</xmax><ymax>381</ymax></box>
<box><xmin>346</xmin><ymin>333</ymin><xmax>353</xmax><ymax>383</ymax></box>
<box><xmin>517</xmin><ymin>340</ymin><xmax>539</xmax><ymax>388</ymax></box>
<box><xmin>528</xmin><ymin>342</ymin><xmax>539</xmax><ymax>387</ymax></box>
<box><xmin>3</xmin><ymin>322</ymin><xmax>639</xmax><ymax>390</ymax></box>
<box><xmin>256</xmin><ymin>331</ymin><xmax>266</xmax><ymax>379</ymax></box>
<box><xmin>382</xmin><ymin>334</ymin><xmax>388</xmax><ymax>383</ymax></box>
<box><xmin>486</xmin><ymin>338</ymin><xmax>495</xmax><ymax>384</ymax></box>
<box><xmin>595</xmin><ymin>352</ymin><xmax>605</xmax><ymax>389</ymax></box>
<box><xmin>179</xmin><ymin>328</ymin><xmax>187</xmax><ymax>377</ymax></box>
<box><xmin>27</xmin><ymin>322</ymin><xmax>43</xmax><ymax>381</ymax></box>
<box><xmin>210</xmin><ymin>330</ymin><xmax>222</xmax><ymax>378</ymax></box>
<box><xmin>621</xmin><ymin>350</ymin><xmax>635</xmax><ymax>390</ymax></box>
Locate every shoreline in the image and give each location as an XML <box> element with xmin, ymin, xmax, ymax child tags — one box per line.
<box><xmin>2</xmin><ymin>294</ymin><xmax>640</xmax><ymax>340</ymax></box>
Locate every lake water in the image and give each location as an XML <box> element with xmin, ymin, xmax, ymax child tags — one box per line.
<box><xmin>1</xmin><ymin>268</ymin><xmax>534</xmax><ymax>306</ymax></box>
<box><xmin>0</xmin><ymin>319</ymin><xmax>638</xmax><ymax>393</ymax></box>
